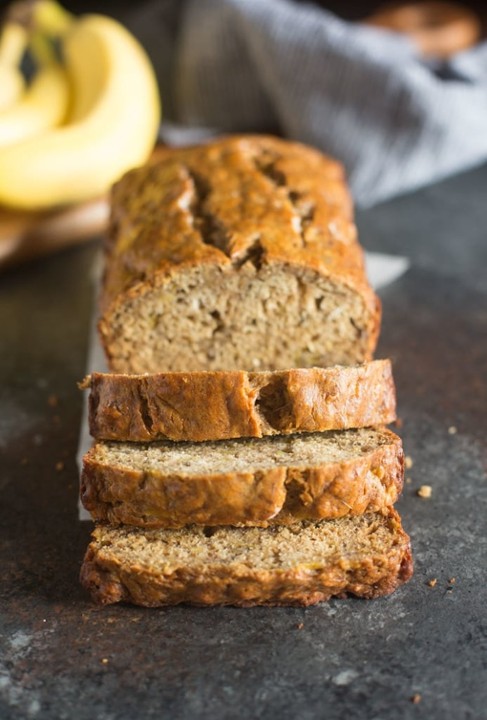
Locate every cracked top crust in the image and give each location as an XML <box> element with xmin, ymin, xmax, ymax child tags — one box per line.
<box><xmin>99</xmin><ymin>135</ymin><xmax>380</xmax><ymax>372</ymax></box>
<box><xmin>102</xmin><ymin>135</ymin><xmax>373</xmax><ymax>313</ymax></box>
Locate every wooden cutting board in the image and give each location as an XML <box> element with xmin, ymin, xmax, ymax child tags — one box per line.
<box><xmin>0</xmin><ymin>197</ymin><xmax>110</xmax><ymax>270</ymax></box>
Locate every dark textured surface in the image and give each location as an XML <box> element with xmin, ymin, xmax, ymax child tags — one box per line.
<box><xmin>1</xmin><ymin>163</ymin><xmax>487</xmax><ymax>720</ymax></box>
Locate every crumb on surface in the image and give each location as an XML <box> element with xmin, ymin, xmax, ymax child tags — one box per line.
<box><xmin>411</xmin><ymin>694</ymin><xmax>422</xmax><ymax>704</ymax></box>
<box><xmin>405</xmin><ymin>477</ymin><xmax>412</xmax><ymax>485</ymax></box>
<box><xmin>405</xmin><ymin>456</ymin><xmax>413</xmax><ymax>469</ymax></box>
<box><xmin>427</xmin><ymin>578</ymin><xmax>437</xmax><ymax>588</ymax></box>
<box><xmin>417</xmin><ymin>485</ymin><xmax>432</xmax><ymax>499</ymax></box>
<box><xmin>449</xmin><ymin>577</ymin><xmax>456</xmax><ymax>584</ymax></box>
<box><xmin>101</xmin><ymin>658</ymin><xmax>109</xmax><ymax>665</ymax></box>
<box><xmin>55</xmin><ymin>461</ymin><xmax>64</xmax><ymax>472</ymax></box>
<box><xmin>297</xmin><ymin>622</ymin><xmax>304</xmax><ymax>630</ymax></box>
<box><xmin>47</xmin><ymin>394</ymin><xmax>58</xmax><ymax>408</ymax></box>
<box><xmin>448</xmin><ymin>426</ymin><xmax>457</xmax><ymax>435</ymax></box>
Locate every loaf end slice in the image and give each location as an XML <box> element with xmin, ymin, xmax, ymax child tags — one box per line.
<box><xmin>99</xmin><ymin>135</ymin><xmax>380</xmax><ymax>373</ymax></box>
<box><xmin>80</xmin><ymin>510</ymin><xmax>413</xmax><ymax>607</ymax></box>
<box><xmin>84</xmin><ymin>359</ymin><xmax>396</xmax><ymax>442</ymax></box>
<box><xmin>81</xmin><ymin>428</ymin><xmax>404</xmax><ymax>528</ymax></box>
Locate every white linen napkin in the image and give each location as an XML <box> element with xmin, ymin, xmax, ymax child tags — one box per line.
<box><xmin>126</xmin><ymin>0</ymin><xmax>487</xmax><ymax>207</ymax></box>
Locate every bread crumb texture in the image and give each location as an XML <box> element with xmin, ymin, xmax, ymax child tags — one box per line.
<box><xmin>92</xmin><ymin>427</ymin><xmax>395</xmax><ymax>475</ymax></box>
<box><xmin>99</xmin><ymin>135</ymin><xmax>379</xmax><ymax>374</ymax></box>
<box><xmin>80</xmin><ymin>510</ymin><xmax>413</xmax><ymax>606</ymax></box>
<box><xmin>81</xmin><ymin>428</ymin><xmax>404</xmax><ymax>527</ymax></box>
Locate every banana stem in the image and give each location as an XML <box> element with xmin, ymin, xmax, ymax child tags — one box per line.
<box><xmin>33</xmin><ymin>0</ymin><xmax>74</xmax><ymax>37</ymax></box>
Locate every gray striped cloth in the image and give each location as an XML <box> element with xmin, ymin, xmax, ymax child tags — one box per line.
<box><xmin>126</xmin><ymin>0</ymin><xmax>487</xmax><ymax>206</ymax></box>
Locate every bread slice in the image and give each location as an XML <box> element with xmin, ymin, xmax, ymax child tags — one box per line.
<box><xmin>99</xmin><ymin>135</ymin><xmax>380</xmax><ymax>374</ymax></box>
<box><xmin>83</xmin><ymin>360</ymin><xmax>396</xmax><ymax>443</ymax></box>
<box><xmin>80</xmin><ymin>510</ymin><xmax>413</xmax><ymax>606</ymax></box>
<box><xmin>81</xmin><ymin>427</ymin><xmax>403</xmax><ymax>528</ymax></box>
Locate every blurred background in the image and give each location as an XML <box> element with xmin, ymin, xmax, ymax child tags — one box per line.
<box><xmin>0</xmin><ymin>0</ymin><xmax>486</xmax><ymax>268</ymax></box>
<box><xmin>38</xmin><ymin>0</ymin><xmax>487</xmax><ymax>22</ymax></box>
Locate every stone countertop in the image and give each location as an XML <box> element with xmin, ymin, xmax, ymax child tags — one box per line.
<box><xmin>1</xmin><ymin>164</ymin><xmax>486</xmax><ymax>720</ymax></box>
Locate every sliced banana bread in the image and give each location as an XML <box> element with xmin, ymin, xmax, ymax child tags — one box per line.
<box><xmin>83</xmin><ymin>360</ymin><xmax>396</xmax><ymax>442</ymax></box>
<box><xmin>99</xmin><ymin>135</ymin><xmax>380</xmax><ymax>373</ymax></box>
<box><xmin>80</xmin><ymin>509</ymin><xmax>413</xmax><ymax>606</ymax></box>
<box><xmin>81</xmin><ymin>427</ymin><xmax>403</xmax><ymax>528</ymax></box>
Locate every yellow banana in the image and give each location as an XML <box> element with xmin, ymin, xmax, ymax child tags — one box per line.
<box><xmin>0</xmin><ymin>61</ymin><xmax>69</xmax><ymax>148</ymax></box>
<box><xmin>0</xmin><ymin>23</ymin><xmax>27</xmax><ymax>112</ymax></box>
<box><xmin>0</xmin><ymin>65</ymin><xmax>24</xmax><ymax>113</ymax></box>
<box><xmin>0</xmin><ymin>8</ymin><xmax>161</xmax><ymax>210</ymax></box>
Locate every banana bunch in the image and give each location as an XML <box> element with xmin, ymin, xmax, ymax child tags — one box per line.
<box><xmin>0</xmin><ymin>1</ymin><xmax>161</xmax><ymax>211</ymax></box>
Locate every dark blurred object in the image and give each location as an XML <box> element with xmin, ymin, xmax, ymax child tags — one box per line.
<box><xmin>366</xmin><ymin>2</ymin><xmax>481</xmax><ymax>57</ymax></box>
<box><xmin>2</xmin><ymin>0</ymin><xmax>485</xmax><ymax>22</ymax></box>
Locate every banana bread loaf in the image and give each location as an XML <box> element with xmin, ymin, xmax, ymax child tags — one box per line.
<box><xmin>81</xmin><ymin>427</ymin><xmax>403</xmax><ymax>528</ymax></box>
<box><xmin>83</xmin><ymin>360</ymin><xmax>396</xmax><ymax>442</ymax></box>
<box><xmin>99</xmin><ymin>135</ymin><xmax>380</xmax><ymax>373</ymax></box>
<box><xmin>80</xmin><ymin>509</ymin><xmax>413</xmax><ymax>606</ymax></box>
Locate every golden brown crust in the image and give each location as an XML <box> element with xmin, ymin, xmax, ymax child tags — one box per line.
<box><xmin>79</xmin><ymin>511</ymin><xmax>413</xmax><ymax>607</ymax></box>
<box><xmin>86</xmin><ymin>360</ymin><xmax>396</xmax><ymax>442</ymax></box>
<box><xmin>80</xmin><ymin>429</ymin><xmax>404</xmax><ymax>528</ymax></box>
<box><xmin>102</xmin><ymin>135</ymin><xmax>357</xmax><ymax>307</ymax></box>
<box><xmin>99</xmin><ymin>135</ymin><xmax>380</xmax><ymax>370</ymax></box>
